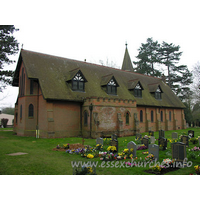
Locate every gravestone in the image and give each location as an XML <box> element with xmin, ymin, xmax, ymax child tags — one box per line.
<box><xmin>148</xmin><ymin>144</ymin><xmax>159</xmax><ymax>160</ymax></box>
<box><xmin>150</xmin><ymin>136</ymin><xmax>155</xmax><ymax>144</ymax></box>
<box><xmin>110</xmin><ymin>139</ymin><xmax>118</xmax><ymax>152</ymax></box>
<box><xmin>171</xmin><ymin>142</ymin><xmax>186</xmax><ymax>162</ymax></box>
<box><xmin>188</xmin><ymin>130</ymin><xmax>194</xmax><ymax>138</ymax></box>
<box><xmin>158</xmin><ymin>137</ymin><xmax>167</xmax><ymax>150</ymax></box>
<box><xmin>172</xmin><ymin>132</ymin><xmax>178</xmax><ymax>140</ymax></box>
<box><xmin>96</xmin><ymin>137</ymin><xmax>103</xmax><ymax>146</ymax></box>
<box><xmin>111</xmin><ymin>134</ymin><xmax>118</xmax><ymax>141</ymax></box>
<box><xmin>141</xmin><ymin>137</ymin><xmax>149</xmax><ymax>148</ymax></box>
<box><xmin>181</xmin><ymin>135</ymin><xmax>189</xmax><ymax>147</ymax></box>
<box><xmin>127</xmin><ymin>141</ymin><xmax>136</xmax><ymax>157</ymax></box>
<box><xmin>149</xmin><ymin>131</ymin><xmax>154</xmax><ymax>136</ymax></box>
<box><xmin>159</xmin><ymin>129</ymin><xmax>165</xmax><ymax>138</ymax></box>
<box><xmin>198</xmin><ymin>137</ymin><xmax>200</xmax><ymax>146</ymax></box>
<box><xmin>136</xmin><ymin>133</ymin><xmax>142</xmax><ymax>140</ymax></box>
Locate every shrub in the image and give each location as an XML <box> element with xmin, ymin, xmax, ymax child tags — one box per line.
<box><xmin>1</xmin><ymin>118</ymin><xmax>8</xmax><ymax>128</ymax></box>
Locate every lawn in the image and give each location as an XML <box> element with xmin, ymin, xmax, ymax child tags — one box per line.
<box><xmin>0</xmin><ymin>128</ymin><xmax>200</xmax><ymax>175</ymax></box>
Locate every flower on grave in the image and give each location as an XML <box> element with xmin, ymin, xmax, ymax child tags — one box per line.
<box><xmin>142</xmin><ymin>151</ymin><xmax>149</xmax><ymax>155</ymax></box>
<box><xmin>146</xmin><ymin>154</ymin><xmax>154</xmax><ymax>160</ymax></box>
<box><xmin>125</xmin><ymin>162</ymin><xmax>132</xmax><ymax>166</ymax></box>
<box><xmin>123</xmin><ymin>149</ymin><xmax>129</xmax><ymax>154</ymax></box>
<box><xmin>87</xmin><ymin>167</ymin><xmax>93</xmax><ymax>174</ymax></box>
<box><xmin>194</xmin><ymin>165</ymin><xmax>200</xmax><ymax>174</ymax></box>
<box><xmin>100</xmin><ymin>157</ymin><xmax>103</xmax><ymax>161</ymax></box>
<box><xmin>191</xmin><ymin>146</ymin><xmax>200</xmax><ymax>151</ymax></box>
<box><xmin>117</xmin><ymin>156</ymin><xmax>121</xmax><ymax>159</ymax></box>
<box><xmin>130</xmin><ymin>148</ymin><xmax>134</xmax><ymax>152</ymax></box>
<box><xmin>87</xmin><ymin>154</ymin><xmax>94</xmax><ymax>159</ymax></box>
<box><xmin>129</xmin><ymin>154</ymin><xmax>133</xmax><ymax>158</ymax></box>
<box><xmin>162</xmin><ymin>158</ymin><xmax>173</xmax><ymax>166</ymax></box>
<box><xmin>63</xmin><ymin>143</ymin><xmax>69</xmax><ymax>149</ymax></box>
<box><xmin>107</xmin><ymin>146</ymin><xmax>117</xmax><ymax>152</ymax></box>
<box><xmin>150</xmin><ymin>164</ymin><xmax>162</xmax><ymax>172</ymax></box>
<box><xmin>56</xmin><ymin>144</ymin><xmax>60</xmax><ymax>149</ymax></box>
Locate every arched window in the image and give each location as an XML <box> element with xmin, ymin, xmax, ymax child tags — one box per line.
<box><xmin>15</xmin><ymin>113</ymin><xmax>18</xmax><ymax>124</ymax></box>
<box><xmin>30</xmin><ymin>80</ymin><xmax>34</xmax><ymax>94</ymax></box>
<box><xmin>140</xmin><ymin>110</ymin><xmax>143</xmax><ymax>122</ymax></box>
<box><xmin>126</xmin><ymin>112</ymin><xmax>129</xmax><ymax>125</ymax></box>
<box><xmin>28</xmin><ymin>104</ymin><xmax>34</xmax><ymax>117</ymax></box>
<box><xmin>84</xmin><ymin>111</ymin><xmax>88</xmax><ymax>126</ymax></box>
<box><xmin>160</xmin><ymin>111</ymin><xmax>163</xmax><ymax>122</ymax></box>
<box><xmin>169</xmin><ymin>111</ymin><xmax>172</xmax><ymax>122</ymax></box>
<box><xmin>20</xmin><ymin>105</ymin><xmax>22</xmax><ymax>120</ymax></box>
<box><xmin>151</xmin><ymin>110</ymin><xmax>154</xmax><ymax>122</ymax></box>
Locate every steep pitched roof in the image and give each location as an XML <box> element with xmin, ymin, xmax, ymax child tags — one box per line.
<box><xmin>121</xmin><ymin>45</ymin><xmax>134</xmax><ymax>72</ymax></box>
<box><xmin>12</xmin><ymin>49</ymin><xmax>185</xmax><ymax>108</ymax></box>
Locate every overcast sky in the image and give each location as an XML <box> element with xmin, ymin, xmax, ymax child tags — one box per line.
<box><xmin>1</xmin><ymin>0</ymin><xmax>200</xmax><ymax>109</ymax></box>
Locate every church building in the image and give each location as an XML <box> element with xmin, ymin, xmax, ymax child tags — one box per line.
<box><xmin>12</xmin><ymin>46</ymin><xmax>186</xmax><ymax>138</ymax></box>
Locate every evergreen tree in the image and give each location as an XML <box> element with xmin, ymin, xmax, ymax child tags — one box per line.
<box><xmin>183</xmin><ymin>102</ymin><xmax>193</xmax><ymax>126</ymax></box>
<box><xmin>134</xmin><ymin>38</ymin><xmax>193</xmax><ymax>101</ymax></box>
<box><xmin>170</xmin><ymin>65</ymin><xmax>193</xmax><ymax>100</ymax></box>
<box><xmin>159</xmin><ymin>41</ymin><xmax>182</xmax><ymax>88</ymax></box>
<box><xmin>0</xmin><ymin>25</ymin><xmax>19</xmax><ymax>92</ymax></box>
<box><xmin>133</xmin><ymin>38</ymin><xmax>162</xmax><ymax>77</ymax></box>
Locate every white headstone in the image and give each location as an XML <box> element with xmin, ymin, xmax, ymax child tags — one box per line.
<box><xmin>150</xmin><ymin>136</ymin><xmax>155</xmax><ymax>144</ymax></box>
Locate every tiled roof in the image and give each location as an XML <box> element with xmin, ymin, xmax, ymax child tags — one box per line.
<box><xmin>12</xmin><ymin>49</ymin><xmax>185</xmax><ymax>108</ymax></box>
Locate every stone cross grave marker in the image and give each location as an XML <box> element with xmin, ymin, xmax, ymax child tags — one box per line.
<box><xmin>171</xmin><ymin>142</ymin><xmax>186</xmax><ymax>162</ymax></box>
<box><xmin>96</xmin><ymin>137</ymin><xmax>103</xmax><ymax>146</ymax></box>
<box><xmin>110</xmin><ymin>139</ymin><xmax>118</xmax><ymax>152</ymax></box>
<box><xmin>150</xmin><ymin>136</ymin><xmax>155</xmax><ymax>144</ymax></box>
<box><xmin>172</xmin><ymin>132</ymin><xmax>178</xmax><ymax>140</ymax></box>
<box><xmin>148</xmin><ymin>144</ymin><xmax>159</xmax><ymax>160</ymax></box>
<box><xmin>127</xmin><ymin>141</ymin><xmax>136</xmax><ymax>157</ymax></box>
<box><xmin>158</xmin><ymin>137</ymin><xmax>167</xmax><ymax>150</ymax></box>
<box><xmin>188</xmin><ymin>130</ymin><xmax>194</xmax><ymax>138</ymax></box>
<box><xmin>159</xmin><ymin>129</ymin><xmax>165</xmax><ymax>138</ymax></box>
<box><xmin>181</xmin><ymin>135</ymin><xmax>189</xmax><ymax>147</ymax></box>
<box><xmin>141</xmin><ymin>137</ymin><xmax>149</xmax><ymax>148</ymax></box>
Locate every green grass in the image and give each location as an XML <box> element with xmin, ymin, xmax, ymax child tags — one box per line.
<box><xmin>0</xmin><ymin>128</ymin><xmax>200</xmax><ymax>175</ymax></box>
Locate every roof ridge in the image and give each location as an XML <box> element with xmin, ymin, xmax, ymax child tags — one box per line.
<box><xmin>21</xmin><ymin>49</ymin><xmax>162</xmax><ymax>80</ymax></box>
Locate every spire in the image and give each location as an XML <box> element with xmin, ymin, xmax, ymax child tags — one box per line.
<box><xmin>121</xmin><ymin>43</ymin><xmax>134</xmax><ymax>72</ymax></box>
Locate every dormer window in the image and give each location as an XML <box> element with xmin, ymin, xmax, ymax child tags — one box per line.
<box><xmin>155</xmin><ymin>87</ymin><xmax>162</xmax><ymax>99</ymax></box>
<box><xmin>128</xmin><ymin>80</ymin><xmax>143</xmax><ymax>98</ymax></box>
<box><xmin>107</xmin><ymin>78</ymin><xmax>117</xmax><ymax>95</ymax></box>
<box><xmin>66</xmin><ymin>69</ymin><xmax>87</xmax><ymax>92</ymax></box>
<box><xmin>101</xmin><ymin>74</ymin><xmax>119</xmax><ymax>95</ymax></box>
<box><xmin>134</xmin><ymin>83</ymin><xmax>142</xmax><ymax>98</ymax></box>
<box><xmin>148</xmin><ymin>83</ymin><xmax>163</xmax><ymax>100</ymax></box>
<box><xmin>72</xmin><ymin>73</ymin><xmax>85</xmax><ymax>91</ymax></box>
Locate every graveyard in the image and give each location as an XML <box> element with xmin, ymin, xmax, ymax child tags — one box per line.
<box><xmin>0</xmin><ymin>127</ymin><xmax>200</xmax><ymax>175</ymax></box>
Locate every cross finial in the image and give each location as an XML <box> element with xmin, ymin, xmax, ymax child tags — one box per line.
<box><xmin>125</xmin><ymin>42</ymin><xmax>128</xmax><ymax>47</ymax></box>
